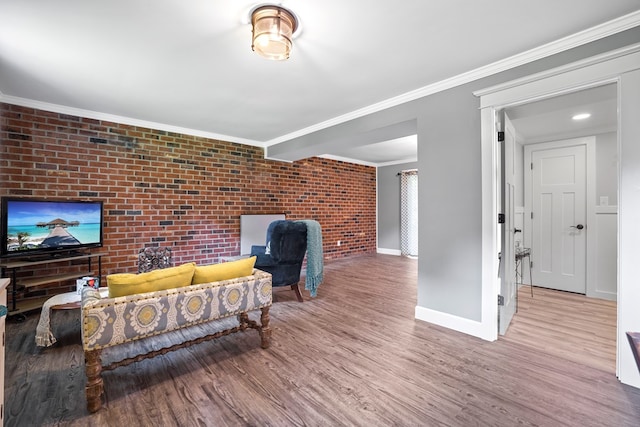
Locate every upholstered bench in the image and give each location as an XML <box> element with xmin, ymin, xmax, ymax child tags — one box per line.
<box><xmin>81</xmin><ymin>258</ymin><xmax>272</xmax><ymax>412</ymax></box>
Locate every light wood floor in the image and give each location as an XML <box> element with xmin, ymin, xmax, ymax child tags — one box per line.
<box><xmin>4</xmin><ymin>254</ymin><xmax>640</xmax><ymax>426</ymax></box>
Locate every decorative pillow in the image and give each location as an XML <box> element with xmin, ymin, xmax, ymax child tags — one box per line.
<box><xmin>192</xmin><ymin>256</ymin><xmax>257</xmax><ymax>285</ymax></box>
<box><xmin>107</xmin><ymin>262</ymin><xmax>196</xmax><ymax>298</ymax></box>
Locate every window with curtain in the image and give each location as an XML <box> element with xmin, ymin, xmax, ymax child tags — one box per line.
<box><xmin>400</xmin><ymin>169</ymin><xmax>418</xmax><ymax>258</ymax></box>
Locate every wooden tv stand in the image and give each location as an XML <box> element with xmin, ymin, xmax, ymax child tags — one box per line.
<box><xmin>0</xmin><ymin>252</ymin><xmax>105</xmax><ymax>316</ymax></box>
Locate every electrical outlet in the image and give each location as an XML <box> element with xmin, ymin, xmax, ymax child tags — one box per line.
<box><xmin>337</xmin><ymin>240</ymin><xmax>341</xmax><ymax>246</ymax></box>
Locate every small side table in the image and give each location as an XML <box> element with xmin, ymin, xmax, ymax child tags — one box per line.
<box><xmin>50</xmin><ymin>295</ymin><xmax>82</xmax><ymax>310</ymax></box>
<box><xmin>36</xmin><ymin>288</ymin><xmax>108</xmax><ymax>347</ymax></box>
<box><xmin>515</xmin><ymin>247</ymin><xmax>533</xmax><ymax>297</ymax></box>
<box><xmin>49</xmin><ymin>288</ymin><xmax>109</xmax><ymax>310</ymax></box>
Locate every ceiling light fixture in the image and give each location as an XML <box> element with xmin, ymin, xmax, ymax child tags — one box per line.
<box><xmin>572</xmin><ymin>113</ymin><xmax>591</xmax><ymax>121</ymax></box>
<box><xmin>251</xmin><ymin>5</ymin><xmax>298</xmax><ymax>61</ymax></box>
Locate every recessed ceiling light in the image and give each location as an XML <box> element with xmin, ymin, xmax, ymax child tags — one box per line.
<box><xmin>572</xmin><ymin>113</ymin><xmax>591</xmax><ymax>121</ymax></box>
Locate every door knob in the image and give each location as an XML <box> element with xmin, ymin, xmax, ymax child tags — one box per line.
<box><xmin>570</xmin><ymin>224</ymin><xmax>584</xmax><ymax>230</ymax></box>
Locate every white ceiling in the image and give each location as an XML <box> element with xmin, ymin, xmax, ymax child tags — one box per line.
<box><xmin>507</xmin><ymin>84</ymin><xmax>618</xmax><ymax>144</ymax></box>
<box><xmin>322</xmin><ymin>135</ymin><xmax>418</xmax><ymax>166</ymax></box>
<box><xmin>1</xmin><ymin>1</ymin><xmax>639</xmax><ymax>165</ymax></box>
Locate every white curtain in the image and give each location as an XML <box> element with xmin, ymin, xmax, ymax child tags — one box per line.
<box><xmin>400</xmin><ymin>169</ymin><xmax>418</xmax><ymax>258</ymax></box>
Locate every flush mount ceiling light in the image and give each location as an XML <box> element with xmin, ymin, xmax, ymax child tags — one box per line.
<box><xmin>572</xmin><ymin>113</ymin><xmax>592</xmax><ymax>120</ymax></box>
<box><xmin>251</xmin><ymin>5</ymin><xmax>298</xmax><ymax>60</ymax></box>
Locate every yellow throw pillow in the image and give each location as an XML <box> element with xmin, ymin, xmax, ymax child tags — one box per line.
<box><xmin>192</xmin><ymin>256</ymin><xmax>257</xmax><ymax>285</ymax></box>
<box><xmin>107</xmin><ymin>262</ymin><xmax>196</xmax><ymax>298</ymax></box>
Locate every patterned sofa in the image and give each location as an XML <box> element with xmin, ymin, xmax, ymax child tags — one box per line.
<box><xmin>81</xmin><ymin>267</ymin><xmax>272</xmax><ymax>413</ymax></box>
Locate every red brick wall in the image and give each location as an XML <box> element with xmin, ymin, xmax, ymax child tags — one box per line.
<box><xmin>0</xmin><ymin>103</ymin><xmax>376</xmax><ymax>303</ymax></box>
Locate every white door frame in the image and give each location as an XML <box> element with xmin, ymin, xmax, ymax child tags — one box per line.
<box><xmin>524</xmin><ymin>137</ymin><xmax>595</xmax><ymax>295</ymax></box>
<box><xmin>474</xmin><ymin>43</ymin><xmax>640</xmax><ymax>387</ymax></box>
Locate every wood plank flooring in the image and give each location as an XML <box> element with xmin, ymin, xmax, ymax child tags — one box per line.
<box><xmin>4</xmin><ymin>254</ymin><xmax>640</xmax><ymax>426</ymax></box>
<box><xmin>506</xmin><ymin>286</ymin><xmax>618</xmax><ymax>373</ymax></box>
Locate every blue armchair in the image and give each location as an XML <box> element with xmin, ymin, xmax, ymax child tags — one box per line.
<box><xmin>250</xmin><ymin>220</ymin><xmax>307</xmax><ymax>302</ymax></box>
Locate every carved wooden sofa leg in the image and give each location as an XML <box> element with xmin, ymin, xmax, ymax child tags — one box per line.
<box><xmin>238</xmin><ymin>312</ymin><xmax>250</xmax><ymax>328</ymax></box>
<box><xmin>260</xmin><ymin>306</ymin><xmax>272</xmax><ymax>349</ymax></box>
<box><xmin>85</xmin><ymin>349</ymin><xmax>104</xmax><ymax>413</ymax></box>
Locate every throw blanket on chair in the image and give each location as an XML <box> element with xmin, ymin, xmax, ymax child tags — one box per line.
<box><xmin>297</xmin><ymin>220</ymin><xmax>324</xmax><ymax>297</ymax></box>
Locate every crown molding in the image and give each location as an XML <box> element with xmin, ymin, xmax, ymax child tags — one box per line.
<box><xmin>473</xmin><ymin>43</ymin><xmax>640</xmax><ymax>99</ymax></box>
<box><xmin>266</xmin><ymin>10</ymin><xmax>640</xmax><ymax>146</ymax></box>
<box><xmin>317</xmin><ymin>154</ymin><xmax>418</xmax><ymax>168</ymax></box>
<box><xmin>318</xmin><ymin>154</ymin><xmax>379</xmax><ymax>167</ymax></box>
<box><xmin>374</xmin><ymin>157</ymin><xmax>419</xmax><ymax>168</ymax></box>
<box><xmin>0</xmin><ymin>94</ymin><xmax>266</xmax><ymax>148</ymax></box>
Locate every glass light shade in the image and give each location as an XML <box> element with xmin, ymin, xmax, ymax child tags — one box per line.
<box><xmin>251</xmin><ymin>5</ymin><xmax>297</xmax><ymax>60</ymax></box>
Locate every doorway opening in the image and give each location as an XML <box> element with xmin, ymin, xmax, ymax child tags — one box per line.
<box><xmin>477</xmin><ymin>42</ymin><xmax>640</xmax><ymax>387</ymax></box>
<box><xmin>504</xmin><ymin>83</ymin><xmax>618</xmax><ymax>300</ymax></box>
<box><xmin>495</xmin><ymin>84</ymin><xmax>619</xmax><ymax>374</ymax></box>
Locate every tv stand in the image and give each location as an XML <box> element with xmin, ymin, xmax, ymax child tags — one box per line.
<box><xmin>22</xmin><ymin>250</ymin><xmax>85</xmax><ymax>262</ymax></box>
<box><xmin>0</xmin><ymin>252</ymin><xmax>105</xmax><ymax>316</ymax></box>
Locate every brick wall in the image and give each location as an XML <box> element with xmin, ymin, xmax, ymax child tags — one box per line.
<box><xmin>0</xmin><ymin>103</ymin><xmax>376</xmax><ymax>304</ymax></box>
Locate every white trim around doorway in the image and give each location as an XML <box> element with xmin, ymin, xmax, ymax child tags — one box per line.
<box><xmin>475</xmin><ymin>42</ymin><xmax>640</xmax><ymax>388</ymax></box>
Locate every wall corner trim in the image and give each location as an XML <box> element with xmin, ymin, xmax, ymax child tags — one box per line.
<box><xmin>415</xmin><ymin>305</ymin><xmax>497</xmax><ymax>342</ymax></box>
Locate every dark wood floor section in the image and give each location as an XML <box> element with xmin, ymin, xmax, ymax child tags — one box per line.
<box><xmin>5</xmin><ymin>254</ymin><xmax>640</xmax><ymax>426</ymax></box>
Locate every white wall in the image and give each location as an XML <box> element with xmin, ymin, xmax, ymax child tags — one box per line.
<box><xmin>596</xmin><ymin>132</ymin><xmax>618</xmax><ymax>206</ymax></box>
<box><xmin>593</xmin><ymin>132</ymin><xmax>619</xmax><ymax>299</ymax></box>
<box><xmin>618</xmin><ymin>68</ymin><xmax>640</xmax><ymax>389</ymax></box>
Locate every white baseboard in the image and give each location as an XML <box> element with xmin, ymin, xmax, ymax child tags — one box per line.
<box><xmin>414</xmin><ymin>305</ymin><xmax>496</xmax><ymax>342</ymax></box>
<box><xmin>587</xmin><ymin>289</ymin><xmax>617</xmax><ymax>301</ymax></box>
<box><xmin>377</xmin><ymin>248</ymin><xmax>401</xmax><ymax>256</ymax></box>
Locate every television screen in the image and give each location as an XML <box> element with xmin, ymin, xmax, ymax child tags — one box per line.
<box><xmin>1</xmin><ymin>198</ymin><xmax>103</xmax><ymax>258</ymax></box>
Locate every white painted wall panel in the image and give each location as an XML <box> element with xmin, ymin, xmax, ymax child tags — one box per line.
<box><xmin>595</xmin><ymin>211</ymin><xmax>618</xmax><ymax>296</ymax></box>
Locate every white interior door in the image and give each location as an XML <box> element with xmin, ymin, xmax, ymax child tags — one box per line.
<box><xmin>530</xmin><ymin>144</ymin><xmax>587</xmax><ymax>294</ymax></box>
<box><xmin>499</xmin><ymin>114</ymin><xmax>517</xmax><ymax>335</ymax></box>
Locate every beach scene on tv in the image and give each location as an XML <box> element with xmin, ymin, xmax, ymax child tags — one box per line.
<box><xmin>5</xmin><ymin>201</ymin><xmax>101</xmax><ymax>253</ymax></box>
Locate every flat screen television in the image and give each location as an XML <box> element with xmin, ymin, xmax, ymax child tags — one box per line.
<box><xmin>1</xmin><ymin>197</ymin><xmax>104</xmax><ymax>259</ymax></box>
